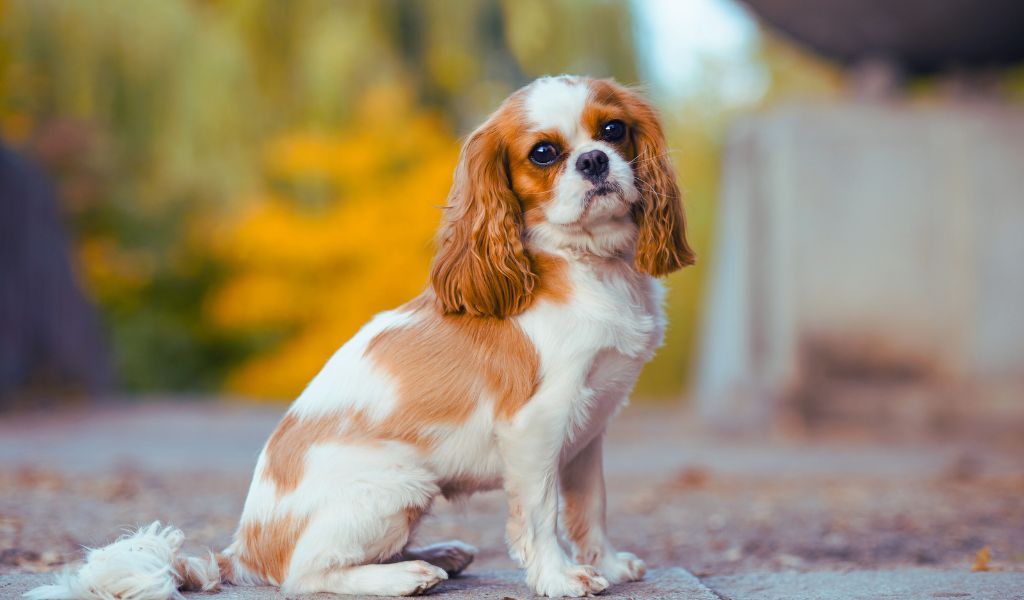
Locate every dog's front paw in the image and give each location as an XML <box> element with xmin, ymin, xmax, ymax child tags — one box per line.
<box><xmin>387</xmin><ymin>560</ymin><xmax>449</xmax><ymax>596</ymax></box>
<box><xmin>532</xmin><ymin>564</ymin><xmax>609</xmax><ymax>597</ymax></box>
<box><xmin>598</xmin><ymin>551</ymin><xmax>646</xmax><ymax>584</ymax></box>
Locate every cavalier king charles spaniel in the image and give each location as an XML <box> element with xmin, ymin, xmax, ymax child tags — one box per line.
<box><xmin>29</xmin><ymin>75</ymin><xmax>693</xmax><ymax>599</ymax></box>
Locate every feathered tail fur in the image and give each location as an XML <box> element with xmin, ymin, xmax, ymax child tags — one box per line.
<box><xmin>25</xmin><ymin>522</ymin><xmax>221</xmax><ymax>600</ymax></box>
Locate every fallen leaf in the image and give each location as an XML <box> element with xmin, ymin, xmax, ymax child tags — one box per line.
<box><xmin>671</xmin><ymin>466</ymin><xmax>711</xmax><ymax>489</ymax></box>
<box><xmin>972</xmin><ymin>546</ymin><xmax>991</xmax><ymax>572</ymax></box>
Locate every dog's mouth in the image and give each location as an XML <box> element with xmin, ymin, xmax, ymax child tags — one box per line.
<box><xmin>584</xmin><ymin>182</ymin><xmax>621</xmax><ymax>203</ymax></box>
<box><xmin>580</xmin><ymin>181</ymin><xmax>626</xmax><ymax>216</ymax></box>
<box><xmin>550</xmin><ymin>182</ymin><xmax>630</xmax><ymax>232</ymax></box>
<box><xmin>557</xmin><ymin>182</ymin><xmax>628</xmax><ymax>231</ymax></box>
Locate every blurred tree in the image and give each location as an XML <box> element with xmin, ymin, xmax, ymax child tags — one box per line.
<box><xmin>0</xmin><ymin>0</ymin><xmax>651</xmax><ymax>399</ymax></box>
<box><xmin>1</xmin><ymin>0</ymin><xmax>264</xmax><ymax>390</ymax></box>
<box><xmin>505</xmin><ymin>0</ymin><xmax>638</xmax><ymax>83</ymax></box>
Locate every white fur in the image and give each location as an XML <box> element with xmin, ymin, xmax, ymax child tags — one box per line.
<box><xmin>288</xmin><ymin>561</ymin><xmax>448</xmax><ymax>596</ymax></box>
<box><xmin>498</xmin><ymin>252</ymin><xmax>661</xmax><ymax>596</ymax></box>
<box><xmin>428</xmin><ymin>402</ymin><xmax>505</xmax><ymax>498</ymax></box>
<box><xmin>30</xmin><ymin>76</ymin><xmax>669</xmax><ymax>599</ymax></box>
<box><xmin>24</xmin><ymin>522</ymin><xmax>217</xmax><ymax>600</ymax></box>
<box><xmin>525</xmin><ymin>75</ymin><xmax>590</xmax><ymax>140</ymax></box>
<box><xmin>290</xmin><ymin>308</ymin><xmax>417</xmax><ymax>421</ymax></box>
<box><xmin>280</xmin><ymin>443</ymin><xmax>441</xmax><ymax>593</ymax></box>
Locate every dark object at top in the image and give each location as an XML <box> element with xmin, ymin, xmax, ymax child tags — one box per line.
<box><xmin>741</xmin><ymin>0</ymin><xmax>1024</xmax><ymax>74</ymax></box>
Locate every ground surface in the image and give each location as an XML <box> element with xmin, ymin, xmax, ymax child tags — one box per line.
<box><xmin>3</xmin><ymin>568</ymin><xmax>720</xmax><ymax>599</ymax></box>
<box><xmin>1</xmin><ymin>402</ymin><xmax>1022</xmax><ymax>598</ymax></box>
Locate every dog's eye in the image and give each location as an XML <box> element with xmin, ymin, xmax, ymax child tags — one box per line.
<box><xmin>529</xmin><ymin>142</ymin><xmax>560</xmax><ymax>166</ymax></box>
<box><xmin>601</xmin><ymin>120</ymin><xmax>626</xmax><ymax>142</ymax></box>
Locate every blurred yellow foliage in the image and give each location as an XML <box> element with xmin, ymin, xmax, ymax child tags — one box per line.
<box><xmin>205</xmin><ymin>86</ymin><xmax>459</xmax><ymax>399</ymax></box>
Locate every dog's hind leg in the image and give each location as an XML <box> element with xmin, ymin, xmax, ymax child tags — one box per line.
<box><xmin>276</xmin><ymin>443</ymin><xmax>443</xmax><ymax>595</ymax></box>
<box><xmin>290</xmin><ymin>561</ymin><xmax>448</xmax><ymax>596</ymax></box>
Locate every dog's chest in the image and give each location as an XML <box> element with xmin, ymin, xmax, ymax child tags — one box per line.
<box><xmin>565</xmin><ymin>265</ymin><xmax>664</xmax><ymax>448</ymax></box>
<box><xmin>568</xmin><ymin>262</ymin><xmax>662</xmax><ymax>359</ymax></box>
<box><xmin>523</xmin><ymin>261</ymin><xmax>664</xmax><ymax>449</ymax></box>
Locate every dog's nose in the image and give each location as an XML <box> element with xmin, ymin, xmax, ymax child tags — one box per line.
<box><xmin>575</xmin><ymin>150</ymin><xmax>609</xmax><ymax>182</ymax></box>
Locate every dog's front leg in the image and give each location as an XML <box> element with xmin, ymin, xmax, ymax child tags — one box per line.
<box><xmin>560</xmin><ymin>433</ymin><xmax>646</xmax><ymax>584</ymax></box>
<box><xmin>500</xmin><ymin>403</ymin><xmax>609</xmax><ymax>597</ymax></box>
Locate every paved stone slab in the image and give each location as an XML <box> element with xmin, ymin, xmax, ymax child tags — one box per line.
<box><xmin>703</xmin><ymin>569</ymin><xmax>1024</xmax><ymax>600</ymax></box>
<box><xmin>3</xmin><ymin>403</ymin><xmax>1013</xmax><ymax>479</ymax></box>
<box><xmin>1</xmin><ymin>568</ymin><xmax>717</xmax><ymax>599</ymax></box>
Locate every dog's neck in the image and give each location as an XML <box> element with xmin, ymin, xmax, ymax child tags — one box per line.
<box><xmin>525</xmin><ymin>215</ymin><xmax>638</xmax><ymax>265</ymax></box>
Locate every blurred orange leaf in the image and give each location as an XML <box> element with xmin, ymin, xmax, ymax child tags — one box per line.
<box><xmin>972</xmin><ymin>546</ymin><xmax>991</xmax><ymax>572</ymax></box>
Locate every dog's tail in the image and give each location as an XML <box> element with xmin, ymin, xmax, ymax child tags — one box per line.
<box><xmin>24</xmin><ymin>522</ymin><xmax>224</xmax><ymax>600</ymax></box>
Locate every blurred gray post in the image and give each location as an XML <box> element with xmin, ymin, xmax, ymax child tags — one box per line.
<box><xmin>696</xmin><ymin>104</ymin><xmax>1024</xmax><ymax>429</ymax></box>
<box><xmin>697</xmin><ymin>0</ymin><xmax>1024</xmax><ymax>430</ymax></box>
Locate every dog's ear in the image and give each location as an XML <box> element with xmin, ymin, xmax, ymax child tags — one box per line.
<box><xmin>623</xmin><ymin>88</ymin><xmax>696</xmax><ymax>276</ymax></box>
<box><xmin>430</xmin><ymin>122</ymin><xmax>536</xmax><ymax>318</ymax></box>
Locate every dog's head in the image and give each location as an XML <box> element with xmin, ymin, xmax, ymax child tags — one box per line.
<box><xmin>431</xmin><ymin>75</ymin><xmax>695</xmax><ymax>317</ymax></box>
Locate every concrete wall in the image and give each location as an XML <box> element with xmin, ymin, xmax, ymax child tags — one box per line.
<box><xmin>695</xmin><ymin>102</ymin><xmax>1024</xmax><ymax>428</ymax></box>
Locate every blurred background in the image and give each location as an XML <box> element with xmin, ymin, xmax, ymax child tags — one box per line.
<box><xmin>1</xmin><ymin>0</ymin><xmax>1023</xmax><ymax>428</ymax></box>
<box><xmin>2</xmin><ymin>0</ymin><xmax>1024</xmax><ymax>589</ymax></box>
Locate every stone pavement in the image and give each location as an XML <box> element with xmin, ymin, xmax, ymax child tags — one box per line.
<box><xmin>5</xmin><ymin>567</ymin><xmax>1024</xmax><ymax>599</ymax></box>
<box><xmin>705</xmin><ymin>569</ymin><xmax>1024</xmax><ymax>600</ymax></box>
<box><xmin>2</xmin><ymin>401</ymin><xmax>1017</xmax><ymax>478</ymax></box>
<box><xmin>1</xmin><ymin>402</ymin><xmax>1021</xmax><ymax>599</ymax></box>
<box><xmin>2</xmin><ymin>569</ymin><xmax>715</xmax><ymax>599</ymax></box>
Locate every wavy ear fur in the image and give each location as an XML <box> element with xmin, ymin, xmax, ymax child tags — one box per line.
<box><xmin>626</xmin><ymin>90</ymin><xmax>696</xmax><ymax>276</ymax></box>
<box><xmin>430</xmin><ymin>122</ymin><xmax>536</xmax><ymax>317</ymax></box>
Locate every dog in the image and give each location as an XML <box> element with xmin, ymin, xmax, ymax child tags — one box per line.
<box><xmin>27</xmin><ymin>75</ymin><xmax>694</xmax><ymax>599</ymax></box>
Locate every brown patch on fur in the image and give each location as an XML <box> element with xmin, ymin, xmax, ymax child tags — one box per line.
<box><xmin>174</xmin><ymin>556</ymin><xmax>219</xmax><ymax>592</ymax></box>
<box><xmin>263</xmin><ymin>412</ymin><xmax>344</xmax><ymax>494</ymax></box>
<box><xmin>439</xmin><ymin>479</ymin><xmax>472</xmax><ymax>500</ymax></box>
<box><xmin>532</xmin><ymin>252</ymin><xmax>572</xmax><ymax>303</ymax></box>
<box><xmin>350</xmin><ymin>406</ymin><xmax>429</xmax><ymax>448</ymax></box>
<box><xmin>237</xmin><ymin>514</ymin><xmax>310</xmax><ymax>585</ymax></box>
<box><xmin>580</xmin><ymin>87</ymin><xmax>637</xmax><ymax>164</ymax></box>
<box><xmin>262</xmin><ymin>409</ymin><xmax>432</xmax><ymax>495</ymax></box>
<box><xmin>509</xmin><ymin>125</ymin><xmax>570</xmax><ymax>230</ymax></box>
<box><xmin>403</xmin><ymin>505</ymin><xmax>424</xmax><ymax>527</ymax></box>
<box><xmin>215</xmin><ymin>553</ymin><xmax>234</xmax><ymax>584</ymax></box>
<box><xmin>561</xmin><ymin>485</ymin><xmax>593</xmax><ymax>551</ymax></box>
<box><xmin>366</xmin><ymin>294</ymin><xmax>540</xmax><ymax>425</ymax></box>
